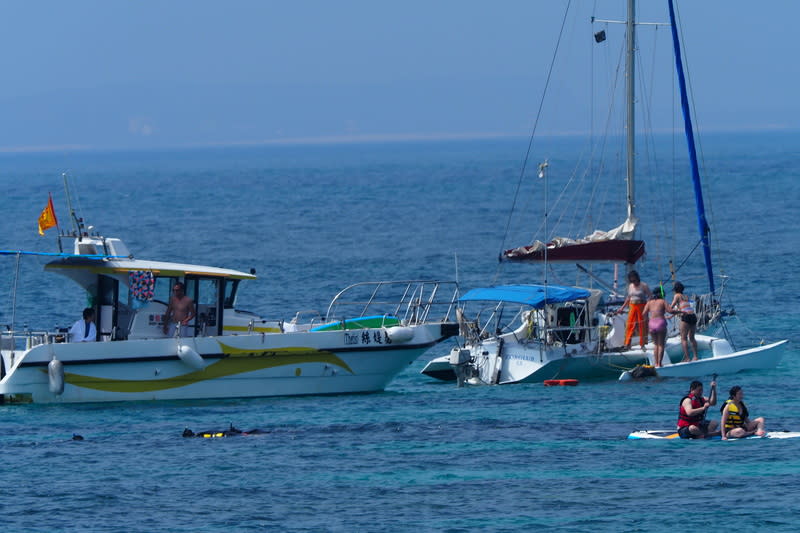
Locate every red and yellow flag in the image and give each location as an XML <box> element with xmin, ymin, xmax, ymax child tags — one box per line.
<box><xmin>37</xmin><ymin>194</ymin><xmax>58</xmax><ymax>236</ymax></box>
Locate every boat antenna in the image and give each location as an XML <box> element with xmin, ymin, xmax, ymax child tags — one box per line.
<box><xmin>666</xmin><ymin>0</ymin><xmax>715</xmax><ymax>294</ymax></box>
<box><xmin>62</xmin><ymin>172</ymin><xmax>85</xmax><ymax>240</ymax></box>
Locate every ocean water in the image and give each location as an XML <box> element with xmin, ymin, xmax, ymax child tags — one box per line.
<box><xmin>0</xmin><ymin>132</ymin><xmax>799</xmax><ymax>532</ymax></box>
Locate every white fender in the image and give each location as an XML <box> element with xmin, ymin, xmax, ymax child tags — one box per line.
<box><xmin>385</xmin><ymin>326</ymin><xmax>414</xmax><ymax>343</ymax></box>
<box><xmin>177</xmin><ymin>345</ymin><xmax>206</xmax><ymax>369</ymax></box>
<box><xmin>48</xmin><ymin>358</ymin><xmax>65</xmax><ymax>395</ymax></box>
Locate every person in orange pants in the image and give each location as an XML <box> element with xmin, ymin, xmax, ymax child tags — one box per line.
<box><xmin>616</xmin><ymin>270</ymin><xmax>652</xmax><ymax>349</ymax></box>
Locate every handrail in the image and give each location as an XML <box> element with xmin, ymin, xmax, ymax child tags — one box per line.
<box><xmin>325</xmin><ymin>280</ymin><xmax>460</xmax><ymax>325</ymax></box>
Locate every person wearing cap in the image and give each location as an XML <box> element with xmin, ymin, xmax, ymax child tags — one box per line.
<box><xmin>677</xmin><ymin>379</ymin><xmax>719</xmax><ymax>438</ymax></box>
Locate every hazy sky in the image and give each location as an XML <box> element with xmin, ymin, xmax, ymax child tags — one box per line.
<box><xmin>1</xmin><ymin>0</ymin><xmax>797</xmax><ymax>151</ymax></box>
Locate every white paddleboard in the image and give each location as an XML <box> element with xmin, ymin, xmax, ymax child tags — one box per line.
<box><xmin>628</xmin><ymin>430</ymin><xmax>800</xmax><ymax>440</ymax></box>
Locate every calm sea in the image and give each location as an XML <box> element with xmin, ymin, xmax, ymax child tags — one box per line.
<box><xmin>0</xmin><ymin>132</ymin><xmax>799</xmax><ymax>532</ymax></box>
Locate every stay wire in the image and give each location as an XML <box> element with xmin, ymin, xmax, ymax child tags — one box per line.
<box><xmin>495</xmin><ymin>0</ymin><xmax>573</xmax><ymax>273</ymax></box>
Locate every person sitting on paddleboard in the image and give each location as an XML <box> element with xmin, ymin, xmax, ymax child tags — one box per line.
<box><xmin>677</xmin><ymin>380</ymin><xmax>719</xmax><ymax>439</ymax></box>
<box><xmin>720</xmin><ymin>386</ymin><xmax>766</xmax><ymax>440</ymax></box>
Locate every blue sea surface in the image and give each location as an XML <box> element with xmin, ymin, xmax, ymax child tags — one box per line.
<box><xmin>0</xmin><ymin>132</ymin><xmax>799</xmax><ymax>532</ymax></box>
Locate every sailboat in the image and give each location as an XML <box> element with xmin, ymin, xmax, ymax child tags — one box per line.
<box><xmin>421</xmin><ymin>0</ymin><xmax>786</xmax><ymax>385</ymax></box>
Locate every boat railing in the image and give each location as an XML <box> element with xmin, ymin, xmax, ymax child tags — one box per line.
<box><xmin>0</xmin><ymin>327</ymin><xmax>69</xmax><ymax>352</ymax></box>
<box><xmin>324</xmin><ymin>280</ymin><xmax>460</xmax><ymax>326</ymax></box>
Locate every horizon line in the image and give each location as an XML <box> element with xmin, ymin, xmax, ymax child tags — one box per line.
<box><xmin>0</xmin><ymin>125</ymin><xmax>795</xmax><ymax>155</ymax></box>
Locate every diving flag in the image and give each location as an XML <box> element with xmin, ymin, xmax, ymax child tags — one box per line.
<box><xmin>37</xmin><ymin>194</ymin><xmax>58</xmax><ymax>236</ymax></box>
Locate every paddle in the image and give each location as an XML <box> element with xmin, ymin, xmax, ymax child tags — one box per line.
<box><xmin>703</xmin><ymin>373</ymin><xmax>719</xmax><ymax>438</ymax></box>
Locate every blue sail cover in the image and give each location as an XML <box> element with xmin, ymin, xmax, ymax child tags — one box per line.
<box><xmin>458</xmin><ymin>284</ymin><xmax>591</xmax><ymax>308</ymax></box>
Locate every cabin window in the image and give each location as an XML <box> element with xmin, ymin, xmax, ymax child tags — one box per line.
<box><xmin>184</xmin><ymin>277</ymin><xmax>222</xmax><ymax>335</ymax></box>
<box><xmin>153</xmin><ymin>277</ymin><xmax>176</xmax><ymax>304</ymax></box>
<box><xmin>223</xmin><ymin>279</ymin><xmax>239</xmax><ymax>308</ymax></box>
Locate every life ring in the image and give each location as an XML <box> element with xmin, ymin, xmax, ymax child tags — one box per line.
<box><xmin>543</xmin><ymin>379</ymin><xmax>579</xmax><ymax>387</ymax></box>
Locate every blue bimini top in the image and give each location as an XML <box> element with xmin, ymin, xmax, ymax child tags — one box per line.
<box><xmin>458</xmin><ymin>284</ymin><xmax>591</xmax><ymax>309</ymax></box>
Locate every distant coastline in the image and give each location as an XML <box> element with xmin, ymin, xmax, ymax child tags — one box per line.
<box><xmin>0</xmin><ymin>126</ymin><xmax>797</xmax><ymax>155</ymax></box>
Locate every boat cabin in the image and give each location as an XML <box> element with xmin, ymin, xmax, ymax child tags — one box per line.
<box><xmin>44</xmin><ymin>235</ymin><xmax>263</xmax><ymax>341</ymax></box>
<box><xmin>458</xmin><ymin>284</ymin><xmax>606</xmax><ymax>347</ymax></box>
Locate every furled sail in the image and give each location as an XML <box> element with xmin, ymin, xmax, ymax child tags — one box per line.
<box><xmin>502</xmin><ymin>217</ymin><xmax>644</xmax><ymax>264</ymax></box>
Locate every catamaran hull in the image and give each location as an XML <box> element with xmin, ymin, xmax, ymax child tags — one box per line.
<box><xmin>423</xmin><ymin>343</ymin><xmax>651</xmax><ymax>384</ymax></box>
<box><xmin>0</xmin><ymin>324</ymin><xmax>451</xmax><ymax>403</ymax></box>
<box><xmin>618</xmin><ymin>337</ymin><xmax>788</xmax><ymax>380</ymax></box>
<box><xmin>492</xmin><ymin>346</ymin><xmax>650</xmax><ymax>384</ymax></box>
<box><xmin>505</xmin><ymin>352</ymin><xmax>649</xmax><ymax>383</ymax></box>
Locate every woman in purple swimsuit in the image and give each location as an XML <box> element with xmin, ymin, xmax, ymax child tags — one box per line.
<box><xmin>643</xmin><ymin>285</ymin><xmax>673</xmax><ymax>367</ymax></box>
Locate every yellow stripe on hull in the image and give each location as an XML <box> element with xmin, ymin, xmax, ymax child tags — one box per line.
<box><xmin>57</xmin><ymin>344</ymin><xmax>354</xmax><ymax>393</ymax></box>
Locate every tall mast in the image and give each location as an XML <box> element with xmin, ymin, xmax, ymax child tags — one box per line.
<box><xmin>667</xmin><ymin>0</ymin><xmax>715</xmax><ymax>294</ymax></box>
<box><xmin>625</xmin><ymin>0</ymin><xmax>635</xmax><ymax>224</ymax></box>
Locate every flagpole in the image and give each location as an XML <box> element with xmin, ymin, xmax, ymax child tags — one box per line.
<box><xmin>51</xmin><ymin>192</ymin><xmax>63</xmax><ymax>253</ymax></box>
<box><xmin>10</xmin><ymin>251</ymin><xmax>20</xmax><ymax>336</ymax></box>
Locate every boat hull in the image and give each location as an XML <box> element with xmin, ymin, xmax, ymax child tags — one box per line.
<box><xmin>619</xmin><ymin>337</ymin><xmax>788</xmax><ymax>380</ymax></box>
<box><xmin>419</xmin><ymin>356</ymin><xmax>457</xmax><ymax>381</ymax></box>
<box><xmin>422</xmin><ymin>342</ymin><xmax>651</xmax><ymax>384</ymax></box>
<box><xmin>0</xmin><ymin>324</ymin><xmax>451</xmax><ymax>403</ymax></box>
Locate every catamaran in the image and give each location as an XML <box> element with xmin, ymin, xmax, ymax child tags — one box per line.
<box><xmin>0</xmin><ymin>187</ymin><xmax>460</xmax><ymax>404</ymax></box>
<box><xmin>422</xmin><ymin>0</ymin><xmax>785</xmax><ymax>385</ymax></box>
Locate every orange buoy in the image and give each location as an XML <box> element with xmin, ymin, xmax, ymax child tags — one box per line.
<box><xmin>543</xmin><ymin>379</ymin><xmax>579</xmax><ymax>387</ymax></box>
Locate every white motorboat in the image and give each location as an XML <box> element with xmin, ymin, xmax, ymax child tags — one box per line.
<box><xmin>0</xmin><ymin>208</ymin><xmax>459</xmax><ymax>404</ymax></box>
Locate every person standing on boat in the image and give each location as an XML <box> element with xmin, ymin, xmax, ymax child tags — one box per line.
<box><xmin>163</xmin><ymin>282</ymin><xmax>195</xmax><ymax>337</ymax></box>
<box><xmin>615</xmin><ymin>270</ymin><xmax>652</xmax><ymax>350</ymax></box>
<box><xmin>642</xmin><ymin>285</ymin><xmax>671</xmax><ymax>367</ymax></box>
<box><xmin>69</xmin><ymin>307</ymin><xmax>97</xmax><ymax>342</ymax></box>
<box><xmin>677</xmin><ymin>379</ymin><xmax>719</xmax><ymax>439</ymax></box>
<box><xmin>670</xmin><ymin>281</ymin><xmax>698</xmax><ymax>362</ymax></box>
<box><xmin>720</xmin><ymin>386</ymin><xmax>765</xmax><ymax>440</ymax></box>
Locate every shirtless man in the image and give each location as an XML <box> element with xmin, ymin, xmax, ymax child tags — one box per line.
<box><xmin>163</xmin><ymin>282</ymin><xmax>195</xmax><ymax>337</ymax></box>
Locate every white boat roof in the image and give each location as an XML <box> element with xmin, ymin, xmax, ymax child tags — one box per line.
<box><xmin>44</xmin><ymin>256</ymin><xmax>256</xmax><ymax>280</ymax></box>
